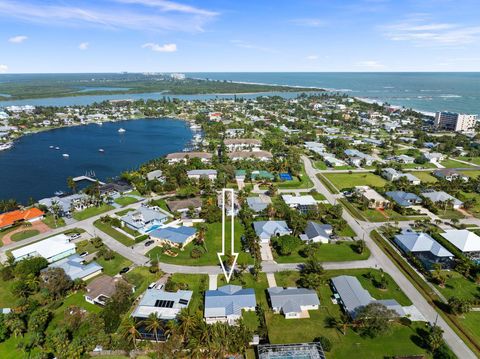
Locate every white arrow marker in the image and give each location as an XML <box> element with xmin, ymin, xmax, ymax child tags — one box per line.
<box><xmin>217</xmin><ymin>188</ymin><xmax>238</xmax><ymax>283</ymax></box>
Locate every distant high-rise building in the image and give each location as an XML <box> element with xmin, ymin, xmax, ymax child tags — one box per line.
<box><xmin>434</xmin><ymin>111</ymin><xmax>477</xmax><ymax>133</ymax></box>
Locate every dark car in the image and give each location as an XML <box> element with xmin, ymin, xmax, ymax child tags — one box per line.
<box><xmin>119</xmin><ymin>267</ymin><xmax>130</xmax><ymax>274</ymax></box>
<box><xmin>144</xmin><ymin>240</ymin><xmax>155</xmax><ymax>247</ymax></box>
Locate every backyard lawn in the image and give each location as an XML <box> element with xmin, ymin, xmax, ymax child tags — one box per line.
<box><xmin>433</xmin><ymin>271</ymin><xmax>478</xmax><ymax>301</ymax></box>
<box><xmin>267</xmin><ymin>270</ymin><xmax>423</xmax><ymax>359</ymax></box>
<box><xmin>273</xmin><ymin>241</ymin><xmax>371</xmax><ymax>263</ymax></box>
<box><xmin>10</xmin><ymin>229</ymin><xmax>40</xmax><ymax>241</ymax></box>
<box><xmin>147</xmin><ymin>220</ymin><xmax>253</xmax><ymax>266</ymax></box>
<box><xmin>322</xmin><ymin>172</ymin><xmax>386</xmax><ymax>191</ymax></box>
<box><xmin>114</xmin><ymin>196</ymin><xmax>139</xmax><ymax>207</ymax></box>
<box><xmin>73</xmin><ymin>204</ymin><xmax>114</xmax><ymax>220</ymax></box>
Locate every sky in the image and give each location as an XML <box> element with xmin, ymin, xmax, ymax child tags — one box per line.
<box><xmin>1</xmin><ymin>0</ymin><xmax>480</xmax><ymax>73</ymax></box>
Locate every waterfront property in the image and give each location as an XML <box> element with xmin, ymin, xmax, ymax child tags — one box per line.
<box><xmin>149</xmin><ymin>226</ymin><xmax>197</xmax><ymax>248</ymax></box>
<box><xmin>267</xmin><ymin>287</ymin><xmax>320</xmax><ymax>319</ymax></box>
<box><xmin>121</xmin><ymin>206</ymin><xmax>169</xmax><ymax>234</ymax></box>
<box><xmin>253</xmin><ymin>221</ymin><xmax>292</xmax><ymax>243</ymax></box>
<box><xmin>166</xmin><ymin>152</ymin><xmax>212</xmax><ymax>164</ymax></box>
<box><xmin>204</xmin><ymin>285</ymin><xmax>256</xmax><ymax>325</ymax></box>
<box><xmin>39</xmin><ymin>193</ymin><xmax>90</xmax><ymax>217</ymax></box>
<box><xmin>11</xmin><ymin>233</ymin><xmax>76</xmax><ymax>263</ymax></box>
<box><xmin>45</xmin><ymin>254</ymin><xmax>102</xmax><ymax>281</ymax></box>
<box><xmin>394</xmin><ymin>229</ymin><xmax>454</xmax><ymax>269</ymax></box>
<box><xmin>0</xmin><ymin>208</ymin><xmax>44</xmax><ymax>230</ymax></box>
<box><xmin>146</xmin><ymin>169</ymin><xmax>164</xmax><ymax>182</ymax></box>
<box><xmin>331</xmin><ymin>275</ymin><xmax>405</xmax><ymax>319</ymax></box>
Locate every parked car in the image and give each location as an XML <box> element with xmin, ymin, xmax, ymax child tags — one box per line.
<box><xmin>148</xmin><ymin>282</ymin><xmax>157</xmax><ymax>289</ymax></box>
<box><xmin>145</xmin><ymin>240</ymin><xmax>155</xmax><ymax>247</ymax></box>
<box><xmin>69</xmin><ymin>233</ymin><xmax>81</xmax><ymax>240</ymax></box>
<box><xmin>119</xmin><ymin>267</ymin><xmax>130</xmax><ymax>274</ymax></box>
<box><xmin>79</xmin><ymin>251</ymin><xmax>89</xmax><ymax>257</ymax></box>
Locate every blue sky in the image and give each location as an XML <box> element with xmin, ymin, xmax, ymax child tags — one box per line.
<box><xmin>1</xmin><ymin>0</ymin><xmax>480</xmax><ymax>73</ymax></box>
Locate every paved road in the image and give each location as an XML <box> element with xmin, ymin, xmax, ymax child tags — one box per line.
<box><xmin>302</xmin><ymin>155</ymin><xmax>476</xmax><ymax>359</ymax></box>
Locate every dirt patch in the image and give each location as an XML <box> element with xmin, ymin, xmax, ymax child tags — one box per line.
<box><xmin>2</xmin><ymin>221</ymin><xmax>51</xmax><ymax>245</ymax></box>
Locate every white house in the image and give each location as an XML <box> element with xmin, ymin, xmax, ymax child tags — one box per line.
<box><xmin>11</xmin><ymin>234</ymin><xmax>76</xmax><ymax>263</ymax></box>
<box><xmin>267</xmin><ymin>287</ymin><xmax>320</xmax><ymax>319</ymax></box>
<box><xmin>187</xmin><ymin>169</ymin><xmax>217</xmax><ymax>181</ymax></box>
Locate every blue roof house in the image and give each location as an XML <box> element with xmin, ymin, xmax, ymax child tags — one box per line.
<box><xmin>46</xmin><ymin>254</ymin><xmax>103</xmax><ymax>281</ymax></box>
<box><xmin>204</xmin><ymin>285</ymin><xmax>256</xmax><ymax>325</ymax></box>
<box><xmin>253</xmin><ymin>221</ymin><xmax>292</xmax><ymax>243</ymax></box>
<box><xmin>149</xmin><ymin>226</ymin><xmax>197</xmax><ymax>248</ymax></box>
<box><xmin>386</xmin><ymin>191</ymin><xmax>422</xmax><ymax>207</ymax></box>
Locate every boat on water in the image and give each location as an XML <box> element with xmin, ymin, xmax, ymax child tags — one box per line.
<box><xmin>54</xmin><ymin>190</ymin><xmax>64</xmax><ymax>196</ymax></box>
<box><xmin>99</xmin><ymin>148</ymin><xmax>105</xmax><ymax>153</ymax></box>
<box><xmin>97</xmin><ymin>121</ymin><xmax>103</xmax><ymax>126</ymax></box>
<box><xmin>118</xmin><ymin>128</ymin><xmax>126</xmax><ymax>133</ymax></box>
<box><xmin>0</xmin><ymin>142</ymin><xmax>13</xmax><ymax>151</ymax></box>
<box><xmin>62</xmin><ymin>153</ymin><xmax>69</xmax><ymax>158</ymax></box>
<box><xmin>55</xmin><ymin>146</ymin><xmax>60</xmax><ymax>150</ymax></box>
<box><xmin>49</xmin><ymin>145</ymin><xmax>54</xmax><ymax>149</ymax></box>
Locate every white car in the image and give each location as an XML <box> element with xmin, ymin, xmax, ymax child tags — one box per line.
<box><xmin>148</xmin><ymin>282</ymin><xmax>157</xmax><ymax>289</ymax></box>
<box><xmin>69</xmin><ymin>233</ymin><xmax>81</xmax><ymax>240</ymax></box>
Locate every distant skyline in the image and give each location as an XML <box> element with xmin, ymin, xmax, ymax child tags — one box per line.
<box><xmin>1</xmin><ymin>0</ymin><xmax>480</xmax><ymax>73</ymax></box>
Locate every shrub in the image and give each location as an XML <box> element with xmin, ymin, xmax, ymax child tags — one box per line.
<box><xmin>0</xmin><ymin>266</ymin><xmax>14</xmax><ymax>281</ymax></box>
<box><xmin>190</xmin><ymin>248</ymin><xmax>203</xmax><ymax>259</ymax></box>
<box><xmin>314</xmin><ymin>336</ymin><xmax>332</xmax><ymax>352</ymax></box>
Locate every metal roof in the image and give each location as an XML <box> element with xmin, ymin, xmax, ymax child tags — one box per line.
<box><xmin>132</xmin><ymin>289</ymin><xmax>193</xmax><ymax>319</ymax></box>
<box><xmin>331</xmin><ymin>275</ymin><xmax>372</xmax><ymax>317</ymax></box>
<box><xmin>267</xmin><ymin>287</ymin><xmax>320</xmax><ymax>313</ymax></box>
<box><xmin>47</xmin><ymin>254</ymin><xmax>102</xmax><ymax>280</ymax></box>
<box><xmin>204</xmin><ymin>285</ymin><xmax>256</xmax><ymax>319</ymax></box>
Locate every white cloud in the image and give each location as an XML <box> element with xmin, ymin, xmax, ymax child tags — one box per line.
<box><xmin>113</xmin><ymin>0</ymin><xmax>218</xmax><ymax>16</ymax></box>
<box><xmin>356</xmin><ymin>60</ymin><xmax>386</xmax><ymax>70</ymax></box>
<box><xmin>0</xmin><ymin>0</ymin><xmax>217</xmax><ymax>33</ymax></box>
<box><xmin>289</xmin><ymin>18</ymin><xmax>326</xmax><ymax>27</ymax></box>
<box><xmin>8</xmin><ymin>35</ymin><xmax>28</xmax><ymax>43</ymax></box>
<box><xmin>142</xmin><ymin>42</ymin><xmax>177</xmax><ymax>52</ymax></box>
<box><xmin>78</xmin><ymin>42</ymin><xmax>89</xmax><ymax>50</ymax></box>
<box><xmin>383</xmin><ymin>17</ymin><xmax>480</xmax><ymax>46</ymax></box>
<box><xmin>0</xmin><ymin>64</ymin><xmax>8</xmax><ymax>73</ymax></box>
<box><xmin>306</xmin><ymin>55</ymin><xmax>319</xmax><ymax>60</ymax></box>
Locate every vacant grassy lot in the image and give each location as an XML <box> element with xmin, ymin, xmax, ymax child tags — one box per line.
<box><xmin>114</xmin><ymin>196</ymin><xmax>139</xmax><ymax>207</ymax></box>
<box><xmin>440</xmin><ymin>159</ymin><xmax>476</xmax><ymax>168</ymax></box>
<box><xmin>267</xmin><ymin>270</ymin><xmax>422</xmax><ymax>359</ymax></box>
<box><xmin>10</xmin><ymin>229</ymin><xmax>40</xmax><ymax>241</ymax></box>
<box><xmin>147</xmin><ymin>220</ymin><xmax>252</xmax><ymax>266</ymax></box>
<box><xmin>459</xmin><ymin>191</ymin><xmax>480</xmax><ymax>218</ymax></box>
<box><xmin>323</xmin><ymin>172</ymin><xmax>386</xmax><ymax>190</ymax></box>
<box><xmin>408</xmin><ymin>171</ymin><xmax>437</xmax><ymax>183</ymax></box>
<box><xmin>273</xmin><ymin>241</ymin><xmax>371</xmax><ymax>263</ymax></box>
<box><xmin>455</xmin><ymin>157</ymin><xmax>480</xmax><ymax>166</ymax></box>
<box><xmin>73</xmin><ymin>204</ymin><xmax>114</xmax><ymax>220</ymax></box>
<box><xmin>461</xmin><ymin>170</ymin><xmax>480</xmax><ymax>179</ymax></box>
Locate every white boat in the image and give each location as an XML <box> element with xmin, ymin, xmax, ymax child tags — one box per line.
<box><xmin>49</xmin><ymin>145</ymin><xmax>54</xmax><ymax>149</ymax></box>
<box><xmin>99</xmin><ymin>148</ymin><xmax>105</xmax><ymax>152</ymax></box>
<box><xmin>55</xmin><ymin>146</ymin><xmax>60</xmax><ymax>150</ymax></box>
<box><xmin>62</xmin><ymin>153</ymin><xmax>69</xmax><ymax>158</ymax></box>
<box><xmin>54</xmin><ymin>190</ymin><xmax>64</xmax><ymax>196</ymax></box>
<box><xmin>97</xmin><ymin>121</ymin><xmax>103</xmax><ymax>126</ymax></box>
<box><xmin>0</xmin><ymin>142</ymin><xmax>13</xmax><ymax>151</ymax></box>
<box><xmin>118</xmin><ymin>128</ymin><xmax>126</xmax><ymax>133</ymax></box>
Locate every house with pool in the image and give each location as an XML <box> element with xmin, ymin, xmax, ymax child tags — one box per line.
<box><xmin>121</xmin><ymin>206</ymin><xmax>169</xmax><ymax>234</ymax></box>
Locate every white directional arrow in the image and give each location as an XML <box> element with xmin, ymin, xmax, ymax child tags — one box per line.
<box><xmin>217</xmin><ymin>188</ymin><xmax>238</xmax><ymax>283</ymax></box>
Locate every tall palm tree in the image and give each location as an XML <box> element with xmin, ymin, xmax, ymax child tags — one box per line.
<box><xmin>143</xmin><ymin>312</ymin><xmax>164</xmax><ymax>342</ymax></box>
<box><xmin>176</xmin><ymin>308</ymin><xmax>198</xmax><ymax>340</ymax></box>
<box><xmin>120</xmin><ymin>317</ymin><xmax>141</xmax><ymax>350</ymax></box>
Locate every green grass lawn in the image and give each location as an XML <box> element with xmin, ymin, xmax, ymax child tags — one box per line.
<box><xmin>268</xmin><ymin>270</ymin><xmax>422</xmax><ymax>359</ymax></box>
<box><xmin>114</xmin><ymin>196</ymin><xmax>139</xmax><ymax>207</ymax></box>
<box><xmin>276</xmin><ymin>166</ymin><xmax>314</xmax><ymax>189</ymax></box>
<box><xmin>93</xmin><ymin>219</ymin><xmax>135</xmax><ymax>246</ymax></box>
<box><xmin>455</xmin><ymin>157</ymin><xmax>480</xmax><ymax>166</ymax></box>
<box><xmin>124</xmin><ymin>266</ymin><xmax>162</xmax><ymax>298</ymax></box>
<box><xmin>95</xmin><ymin>253</ymin><xmax>132</xmax><ymax>276</ymax></box>
<box><xmin>10</xmin><ymin>229</ymin><xmax>40</xmax><ymax>241</ymax></box>
<box><xmin>437</xmin><ymin>209</ymin><xmax>465</xmax><ymax>220</ymax></box>
<box><xmin>168</xmin><ymin>273</ymin><xmax>208</xmax><ymax>313</ymax></box>
<box><xmin>147</xmin><ymin>220</ymin><xmax>253</xmax><ymax>266</ymax></box>
<box><xmin>399</xmin><ymin>162</ymin><xmax>436</xmax><ymax>170</ymax></box>
<box><xmin>311</xmin><ymin>192</ymin><xmax>326</xmax><ymax>201</ymax></box>
<box><xmin>115</xmin><ymin>208</ymin><xmax>135</xmax><ymax>216</ymax></box>
<box><xmin>148</xmin><ymin>198</ymin><xmax>170</xmax><ymax>212</ymax></box>
<box><xmin>0</xmin><ymin>278</ymin><xmax>18</xmax><ymax>308</ymax></box>
<box><xmin>273</xmin><ymin>241</ymin><xmax>370</xmax><ymax>263</ymax></box>
<box><xmin>460</xmin><ymin>312</ymin><xmax>480</xmax><ymax>347</ymax></box>
<box><xmin>314</xmin><ymin>160</ymin><xmax>328</xmax><ymax>170</ymax></box>
<box><xmin>317</xmin><ymin>174</ymin><xmax>340</xmax><ymax>194</ymax></box>
<box><xmin>322</xmin><ymin>172</ymin><xmax>386</xmax><ymax>190</ymax></box>
<box><xmin>42</xmin><ymin>213</ymin><xmax>66</xmax><ymax>228</ymax></box>
<box><xmin>408</xmin><ymin>171</ymin><xmax>437</xmax><ymax>183</ymax></box>
<box><xmin>73</xmin><ymin>204</ymin><xmax>114</xmax><ymax>220</ymax></box>
<box><xmin>434</xmin><ymin>271</ymin><xmax>478</xmax><ymax>301</ymax></box>
<box><xmin>440</xmin><ymin>159</ymin><xmax>476</xmax><ymax>168</ymax></box>
<box><xmin>459</xmin><ymin>191</ymin><xmax>480</xmax><ymax>218</ymax></box>
<box><xmin>461</xmin><ymin>170</ymin><xmax>480</xmax><ymax>179</ymax></box>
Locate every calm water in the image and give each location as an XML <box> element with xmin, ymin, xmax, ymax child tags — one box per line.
<box><xmin>0</xmin><ymin>118</ymin><xmax>192</xmax><ymax>203</ymax></box>
<box><xmin>189</xmin><ymin>72</ymin><xmax>480</xmax><ymax>114</ymax></box>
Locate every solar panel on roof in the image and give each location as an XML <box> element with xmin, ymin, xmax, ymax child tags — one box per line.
<box><xmin>179</xmin><ymin>299</ymin><xmax>189</xmax><ymax>305</ymax></box>
<box><xmin>154</xmin><ymin>300</ymin><xmax>174</xmax><ymax>308</ymax></box>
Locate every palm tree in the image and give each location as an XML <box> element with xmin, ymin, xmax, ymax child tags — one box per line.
<box><xmin>67</xmin><ymin>176</ymin><xmax>77</xmax><ymax>193</ymax></box>
<box><xmin>120</xmin><ymin>317</ymin><xmax>141</xmax><ymax>350</ymax></box>
<box><xmin>176</xmin><ymin>308</ymin><xmax>198</xmax><ymax>340</ymax></box>
<box><xmin>143</xmin><ymin>312</ymin><xmax>164</xmax><ymax>342</ymax></box>
<box><xmin>50</xmin><ymin>200</ymin><xmax>61</xmax><ymax>227</ymax></box>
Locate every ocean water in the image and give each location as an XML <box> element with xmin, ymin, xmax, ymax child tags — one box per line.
<box><xmin>0</xmin><ymin>118</ymin><xmax>192</xmax><ymax>203</ymax></box>
<box><xmin>189</xmin><ymin>72</ymin><xmax>480</xmax><ymax>114</ymax></box>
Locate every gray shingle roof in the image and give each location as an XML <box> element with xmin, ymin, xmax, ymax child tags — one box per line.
<box><xmin>385</xmin><ymin>191</ymin><xmax>422</xmax><ymax>207</ymax></box>
<box><xmin>267</xmin><ymin>287</ymin><xmax>320</xmax><ymax>314</ymax></box>
<box><xmin>303</xmin><ymin>221</ymin><xmax>332</xmax><ymax>241</ymax></box>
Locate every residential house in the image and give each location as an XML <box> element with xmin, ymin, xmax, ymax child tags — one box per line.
<box><xmin>204</xmin><ymin>285</ymin><xmax>256</xmax><ymax>325</ymax></box>
<box><xmin>421</xmin><ymin>191</ymin><xmax>463</xmax><ymax>209</ymax></box>
<box><xmin>331</xmin><ymin>275</ymin><xmax>405</xmax><ymax>319</ymax></box>
<box><xmin>11</xmin><ymin>234</ymin><xmax>76</xmax><ymax>263</ymax></box>
<box><xmin>0</xmin><ymin>208</ymin><xmax>44</xmax><ymax>230</ymax></box>
<box><xmin>423</xmin><ymin>152</ymin><xmax>444</xmax><ymax>163</ymax></box>
<box><xmin>246</xmin><ymin>195</ymin><xmax>272</xmax><ymax>213</ymax></box>
<box><xmin>253</xmin><ymin>221</ymin><xmax>292</xmax><ymax>243</ymax></box>
<box><xmin>99</xmin><ymin>180</ymin><xmax>133</xmax><ymax>197</ymax></box>
<box><xmin>85</xmin><ymin>275</ymin><xmax>129</xmax><ymax>306</ymax></box>
<box><xmin>166</xmin><ymin>197</ymin><xmax>202</xmax><ymax>214</ymax></box>
<box><xmin>381</xmin><ymin>168</ymin><xmax>420</xmax><ymax>185</ymax></box>
<box><xmin>217</xmin><ymin>191</ymin><xmax>240</xmax><ymax>216</ymax></box>
<box><xmin>433</xmin><ymin>169</ymin><xmax>469</xmax><ymax>182</ymax></box>
<box><xmin>344</xmin><ymin>149</ymin><xmax>377</xmax><ymax>167</ymax></box>
<box><xmin>228</xmin><ymin>150</ymin><xmax>273</xmax><ymax>161</ymax></box>
<box><xmin>132</xmin><ymin>289</ymin><xmax>193</xmax><ymax>320</ymax></box>
<box><xmin>385</xmin><ymin>191</ymin><xmax>422</xmax><ymax>207</ymax></box>
<box><xmin>300</xmin><ymin>221</ymin><xmax>333</xmax><ymax>244</ymax></box>
<box><xmin>355</xmin><ymin>186</ymin><xmax>390</xmax><ymax>209</ymax></box>
<box><xmin>224</xmin><ymin>139</ymin><xmax>261</xmax><ymax>152</ymax></box>
<box><xmin>46</xmin><ymin>254</ymin><xmax>102</xmax><ymax>280</ymax></box>
<box><xmin>267</xmin><ymin>287</ymin><xmax>320</xmax><ymax>319</ymax></box>
<box><xmin>282</xmin><ymin>195</ymin><xmax>317</xmax><ymax>214</ymax></box>
<box><xmin>146</xmin><ymin>170</ymin><xmax>164</xmax><ymax>182</ymax></box>
<box><xmin>395</xmin><ymin>154</ymin><xmax>415</xmax><ymax>164</ymax></box>
<box><xmin>225</xmin><ymin>128</ymin><xmax>245</xmax><ymax>138</ymax></box>
<box><xmin>166</xmin><ymin>152</ymin><xmax>212</xmax><ymax>164</ymax></box>
<box><xmin>149</xmin><ymin>226</ymin><xmax>197</xmax><ymax>248</ymax></box>
<box><xmin>121</xmin><ymin>206</ymin><xmax>169</xmax><ymax>234</ymax></box>
<box><xmin>39</xmin><ymin>193</ymin><xmax>90</xmax><ymax>217</ymax></box>
<box><xmin>439</xmin><ymin>230</ymin><xmax>480</xmax><ymax>257</ymax></box>
<box><xmin>187</xmin><ymin>169</ymin><xmax>217</xmax><ymax>181</ymax></box>
<box><xmin>394</xmin><ymin>229</ymin><xmax>454</xmax><ymax>269</ymax></box>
